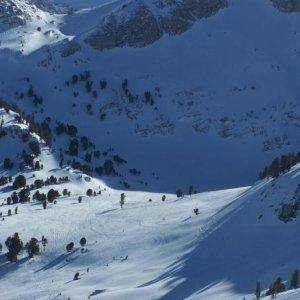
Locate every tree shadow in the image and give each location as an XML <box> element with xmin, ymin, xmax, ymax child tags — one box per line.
<box><xmin>134</xmin><ymin>181</ymin><xmax>300</xmax><ymax>300</ymax></box>
<box><xmin>88</xmin><ymin>289</ymin><xmax>106</xmax><ymax>298</ymax></box>
<box><xmin>137</xmin><ymin>192</ymin><xmax>257</xmax><ymax>299</ymax></box>
<box><xmin>56</xmin><ymin>254</ymin><xmax>80</xmax><ymax>270</ymax></box>
<box><xmin>36</xmin><ymin>249</ymin><xmax>78</xmax><ymax>272</ymax></box>
<box><xmin>0</xmin><ymin>253</ymin><xmax>30</xmax><ymax>280</ymax></box>
<box><xmin>0</xmin><ymin>185</ymin><xmax>12</xmax><ymax>193</ymax></box>
<box><xmin>96</xmin><ymin>208</ymin><xmax>117</xmax><ymax>216</ymax></box>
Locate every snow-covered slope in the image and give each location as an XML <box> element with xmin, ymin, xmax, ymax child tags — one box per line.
<box><xmin>0</xmin><ymin>0</ymin><xmax>299</xmax><ymax>298</ymax></box>
<box><xmin>0</xmin><ymin>106</ymin><xmax>298</xmax><ymax>299</ymax></box>
<box><xmin>0</xmin><ymin>0</ymin><xmax>299</xmax><ymax>191</ymax></box>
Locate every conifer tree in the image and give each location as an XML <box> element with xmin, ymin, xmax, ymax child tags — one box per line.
<box><xmin>120</xmin><ymin>193</ymin><xmax>125</xmax><ymax>208</ymax></box>
<box><xmin>290</xmin><ymin>269</ymin><xmax>299</xmax><ymax>289</ymax></box>
<box><xmin>255</xmin><ymin>282</ymin><xmax>261</xmax><ymax>299</ymax></box>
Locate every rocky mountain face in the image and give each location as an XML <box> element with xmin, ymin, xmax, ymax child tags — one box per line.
<box><xmin>0</xmin><ymin>0</ymin><xmax>33</xmax><ymax>30</ymax></box>
<box><xmin>84</xmin><ymin>0</ymin><xmax>228</xmax><ymax>50</ymax></box>
<box><xmin>271</xmin><ymin>0</ymin><xmax>300</xmax><ymax>12</ymax></box>
<box><xmin>0</xmin><ymin>0</ymin><xmax>67</xmax><ymax>33</ymax></box>
<box><xmin>0</xmin><ymin>0</ymin><xmax>299</xmax><ymax>191</ymax></box>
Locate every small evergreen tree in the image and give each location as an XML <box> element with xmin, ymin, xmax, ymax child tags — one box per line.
<box><xmin>3</xmin><ymin>158</ymin><xmax>13</xmax><ymax>169</ymax></box>
<box><xmin>5</xmin><ymin>233</ymin><xmax>23</xmax><ymax>262</ymax></box>
<box><xmin>176</xmin><ymin>189</ymin><xmax>183</xmax><ymax>198</ymax></box>
<box><xmin>189</xmin><ymin>185</ymin><xmax>194</xmax><ymax>196</ymax></box>
<box><xmin>85</xmin><ymin>81</ymin><xmax>93</xmax><ymax>93</ymax></box>
<box><xmin>290</xmin><ymin>269</ymin><xmax>299</xmax><ymax>289</ymax></box>
<box><xmin>11</xmin><ymin>192</ymin><xmax>19</xmax><ymax>204</ymax></box>
<box><xmin>69</xmin><ymin>138</ymin><xmax>78</xmax><ymax>156</ymax></box>
<box><xmin>86</xmin><ymin>189</ymin><xmax>93</xmax><ymax>197</ymax></box>
<box><xmin>42</xmin><ymin>200</ymin><xmax>47</xmax><ymax>209</ymax></box>
<box><xmin>28</xmin><ymin>141</ymin><xmax>41</xmax><ymax>157</ymax></box>
<box><xmin>27</xmin><ymin>85</ymin><xmax>34</xmax><ymax>97</ymax></box>
<box><xmin>26</xmin><ymin>238</ymin><xmax>39</xmax><ymax>258</ymax></box>
<box><xmin>13</xmin><ymin>175</ymin><xmax>26</xmax><ymax>190</ymax></box>
<box><xmin>18</xmin><ymin>188</ymin><xmax>30</xmax><ymax>203</ymax></box>
<box><xmin>120</xmin><ymin>193</ymin><xmax>125</xmax><ymax>208</ymax></box>
<box><xmin>255</xmin><ymin>282</ymin><xmax>261</xmax><ymax>299</ymax></box>
<box><xmin>47</xmin><ymin>189</ymin><xmax>59</xmax><ymax>202</ymax></box>
<box><xmin>80</xmin><ymin>237</ymin><xmax>86</xmax><ymax>248</ymax></box>
<box><xmin>66</xmin><ymin>242</ymin><xmax>74</xmax><ymax>252</ymax></box>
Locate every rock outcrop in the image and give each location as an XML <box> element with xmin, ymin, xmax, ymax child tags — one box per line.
<box><xmin>0</xmin><ymin>0</ymin><xmax>32</xmax><ymax>31</ymax></box>
<box><xmin>85</xmin><ymin>0</ymin><xmax>228</xmax><ymax>50</ymax></box>
<box><xmin>270</xmin><ymin>0</ymin><xmax>300</xmax><ymax>12</ymax></box>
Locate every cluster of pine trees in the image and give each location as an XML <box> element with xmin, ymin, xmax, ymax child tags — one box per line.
<box><xmin>259</xmin><ymin>152</ymin><xmax>300</xmax><ymax>179</ymax></box>
<box><xmin>0</xmin><ymin>98</ymin><xmax>52</xmax><ymax>146</ymax></box>
<box><xmin>3</xmin><ymin>232</ymin><xmax>45</xmax><ymax>262</ymax></box>
<box><xmin>255</xmin><ymin>269</ymin><xmax>299</xmax><ymax>299</ymax></box>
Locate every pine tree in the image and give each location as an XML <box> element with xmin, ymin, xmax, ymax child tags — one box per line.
<box><xmin>255</xmin><ymin>282</ymin><xmax>261</xmax><ymax>299</ymax></box>
<box><xmin>26</xmin><ymin>238</ymin><xmax>39</xmax><ymax>258</ymax></box>
<box><xmin>13</xmin><ymin>175</ymin><xmax>26</xmax><ymax>190</ymax></box>
<box><xmin>80</xmin><ymin>237</ymin><xmax>86</xmax><ymax>248</ymax></box>
<box><xmin>5</xmin><ymin>233</ymin><xmax>23</xmax><ymax>262</ymax></box>
<box><xmin>66</xmin><ymin>242</ymin><xmax>74</xmax><ymax>252</ymax></box>
<box><xmin>74</xmin><ymin>272</ymin><xmax>79</xmax><ymax>280</ymax></box>
<box><xmin>120</xmin><ymin>193</ymin><xmax>125</xmax><ymax>208</ymax></box>
<box><xmin>27</xmin><ymin>85</ymin><xmax>34</xmax><ymax>97</ymax></box>
<box><xmin>290</xmin><ymin>269</ymin><xmax>299</xmax><ymax>289</ymax></box>
<box><xmin>189</xmin><ymin>185</ymin><xmax>194</xmax><ymax>196</ymax></box>
<box><xmin>176</xmin><ymin>189</ymin><xmax>183</xmax><ymax>198</ymax></box>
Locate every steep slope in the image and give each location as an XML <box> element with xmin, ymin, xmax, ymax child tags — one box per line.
<box><xmin>0</xmin><ymin>107</ymin><xmax>298</xmax><ymax>299</ymax></box>
<box><xmin>0</xmin><ymin>1</ymin><xmax>299</xmax><ymax>298</ymax></box>
<box><xmin>160</xmin><ymin>164</ymin><xmax>300</xmax><ymax>299</ymax></box>
<box><xmin>0</xmin><ymin>107</ymin><xmax>104</xmax><ymax>195</ymax></box>
<box><xmin>0</xmin><ymin>0</ymin><xmax>61</xmax><ymax>32</ymax></box>
<box><xmin>84</xmin><ymin>0</ymin><xmax>228</xmax><ymax>50</ymax></box>
<box><xmin>0</xmin><ymin>0</ymin><xmax>299</xmax><ymax>192</ymax></box>
<box><xmin>271</xmin><ymin>0</ymin><xmax>300</xmax><ymax>12</ymax></box>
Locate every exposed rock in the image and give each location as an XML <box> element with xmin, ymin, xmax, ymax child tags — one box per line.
<box><xmin>270</xmin><ymin>0</ymin><xmax>300</xmax><ymax>12</ymax></box>
<box><xmin>85</xmin><ymin>0</ymin><xmax>228</xmax><ymax>50</ymax></box>
<box><xmin>0</xmin><ymin>0</ymin><xmax>67</xmax><ymax>33</ymax></box>
<box><xmin>161</xmin><ymin>0</ymin><xmax>228</xmax><ymax>35</ymax></box>
<box><xmin>60</xmin><ymin>41</ymin><xmax>81</xmax><ymax>57</ymax></box>
<box><xmin>0</xmin><ymin>0</ymin><xmax>32</xmax><ymax>31</ymax></box>
<box><xmin>278</xmin><ymin>203</ymin><xmax>295</xmax><ymax>222</ymax></box>
<box><xmin>85</xmin><ymin>3</ymin><xmax>163</xmax><ymax>50</ymax></box>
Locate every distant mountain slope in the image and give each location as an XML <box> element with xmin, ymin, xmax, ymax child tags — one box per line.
<box><xmin>0</xmin><ymin>0</ymin><xmax>35</xmax><ymax>31</ymax></box>
<box><xmin>0</xmin><ymin>0</ymin><xmax>299</xmax><ymax>192</ymax></box>
<box><xmin>271</xmin><ymin>0</ymin><xmax>300</xmax><ymax>12</ymax></box>
<box><xmin>84</xmin><ymin>0</ymin><xmax>228</xmax><ymax>50</ymax></box>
